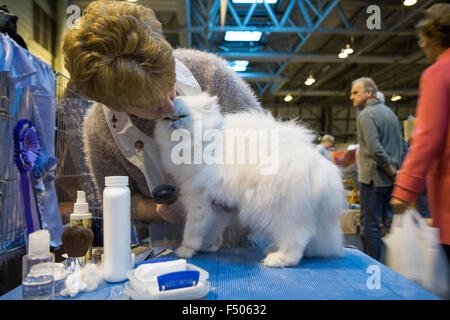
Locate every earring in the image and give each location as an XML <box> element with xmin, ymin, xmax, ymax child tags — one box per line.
<box><xmin>111</xmin><ymin>113</ymin><xmax>118</xmax><ymax>129</ymax></box>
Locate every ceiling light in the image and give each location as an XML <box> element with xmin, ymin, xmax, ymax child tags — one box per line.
<box><xmin>234</xmin><ymin>60</ymin><xmax>249</xmax><ymax>66</ymax></box>
<box><xmin>231</xmin><ymin>65</ymin><xmax>247</xmax><ymax>72</ymax></box>
<box><xmin>228</xmin><ymin>60</ymin><xmax>249</xmax><ymax>72</ymax></box>
<box><xmin>228</xmin><ymin>60</ymin><xmax>248</xmax><ymax>72</ymax></box>
<box><xmin>403</xmin><ymin>0</ymin><xmax>417</xmax><ymax>6</ymax></box>
<box><xmin>391</xmin><ymin>94</ymin><xmax>402</xmax><ymax>102</ymax></box>
<box><xmin>343</xmin><ymin>44</ymin><xmax>354</xmax><ymax>55</ymax></box>
<box><xmin>338</xmin><ymin>49</ymin><xmax>348</xmax><ymax>59</ymax></box>
<box><xmin>284</xmin><ymin>94</ymin><xmax>293</xmax><ymax>102</ymax></box>
<box><xmin>225</xmin><ymin>31</ymin><xmax>262</xmax><ymax>41</ymax></box>
<box><xmin>127</xmin><ymin>0</ymin><xmax>138</xmax><ymax>2</ymax></box>
<box><xmin>305</xmin><ymin>74</ymin><xmax>315</xmax><ymax>86</ymax></box>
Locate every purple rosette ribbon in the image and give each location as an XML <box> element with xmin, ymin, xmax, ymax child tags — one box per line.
<box><xmin>13</xmin><ymin>119</ymin><xmax>40</xmax><ymax>235</ymax></box>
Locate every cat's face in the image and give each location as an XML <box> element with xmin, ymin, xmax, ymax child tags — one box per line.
<box><xmin>156</xmin><ymin>92</ymin><xmax>223</xmax><ymax>139</ymax></box>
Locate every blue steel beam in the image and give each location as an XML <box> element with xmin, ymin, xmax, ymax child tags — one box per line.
<box><xmin>260</xmin><ymin>0</ymin><xmax>340</xmax><ymax>96</ymax></box>
<box><xmin>227</xmin><ymin>0</ymin><xmax>244</xmax><ymax>27</ymax></box>
<box><xmin>337</xmin><ymin>3</ymin><xmax>351</xmax><ymax>29</ymax></box>
<box><xmin>166</xmin><ymin>26</ymin><xmax>415</xmax><ymax>35</ymax></box>
<box><xmin>177</xmin><ymin>1</ymin><xmax>415</xmax><ymax>36</ymax></box>
<box><xmin>279</xmin><ymin>0</ymin><xmax>297</xmax><ymax>26</ymax></box>
<box><xmin>239</xmin><ymin>72</ymin><xmax>289</xmax><ymax>82</ymax></box>
<box><xmin>186</xmin><ymin>0</ymin><xmax>192</xmax><ymax>48</ymax></box>
<box><xmin>263</xmin><ymin>0</ymin><xmax>280</xmax><ymax>26</ymax></box>
<box><xmin>219</xmin><ymin>52</ymin><xmax>426</xmax><ymax>64</ymax></box>
<box><xmin>243</xmin><ymin>1</ymin><xmax>258</xmax><ymax>26</ymax></box>
<box><xmin>298</xmin><ymin>0</ymin><xmax>312</xmax><ymax>28</ymax></box>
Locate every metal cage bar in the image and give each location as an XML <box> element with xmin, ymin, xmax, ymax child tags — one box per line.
<box><xmin>0</xmin><ymin>71</ymin><xmax>25</xmax><ymax>253</ymax></box>
<box><xmin>0</xmin><ymin>70</ymin><xmax>96</xmax><ymax>253</ymax></box>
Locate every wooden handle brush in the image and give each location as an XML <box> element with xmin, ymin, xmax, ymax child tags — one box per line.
<box><xmin>61</xmin><ymin>225</ymin><xmax>94</xmax><ymax>273</ymax></box>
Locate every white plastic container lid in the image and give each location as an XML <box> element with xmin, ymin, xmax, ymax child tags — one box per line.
<box><xmin>125</xmin><ymin>261</ymin><xmax>210</xmax><ymax>300</ymax></box>
<box><xmin>105</xmin><ymin>176</ymin><xmax>129</xmax><ymax>187</ymax></box>
<box><xmin>134</xmin><ymin>259</ymin><xmax>187</xmax><ymax>281</ymax></box>
<box><xmin>28</xmin><ymin>230</ymin><xmax>50</xmax><ymax>256</ymax></box>
<box><xmin>30</xmin><ymin>262</ymin><xmax>66</xmax><ymax>281</ymax></box>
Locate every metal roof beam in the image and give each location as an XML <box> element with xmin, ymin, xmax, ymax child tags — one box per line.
<box><xmin>164</xmin><ymin>26</ymin><xmax>416</xmax><ymax>36</ymax></box>
<box><xmin>239</xmin><ymin>72</ymin><xmax>288</xmax><ymax>82</ymax></box>
<box><xmin>259</xmin><ymin>0</ymin><xmax>339</xmax><ymax>95</ymax></box>
<box><xmin>220</xmin><ymin>52</ymin><xmax>427</xmax><ymax>64</ymax></box>
<box><xmin>337</xmin><ymin>4</ymin><xmax>351</xmax><ymax>29</ymax></box>
<box><xmin>309</xmin><ymin>0</ymin><xmax>435</xmax><ymax>90</ymax></box>
<box><xmin>273</xmin><ymin>89</ymin><xmax>419</xmax><ymax>97</ymax></box>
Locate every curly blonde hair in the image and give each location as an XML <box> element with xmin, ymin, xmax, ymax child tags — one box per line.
<box><xmin>417</xmin><ymin>3</ymin><xmax>450</xmax><ymax>48</ymax></box>
<box><xmin>62</xmin><ymin>0</ymin><xmax>175</xmax><ymax>112</ymax></box>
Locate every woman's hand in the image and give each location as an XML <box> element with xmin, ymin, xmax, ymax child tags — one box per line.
<box><xmin>156</xmin><ymin>198</ymin><xmax>185</xmax><ymax>224</ymax></box>
<box><xmin>139</xmin><ymin>197</ymin><xmax>234</xmax><ymax>225</ymax></box>
<box><xmin>390</xmin><ymin>197</ymin><xmax>409</xmax><ymax>214</ymax></box>
<box><xmin>156</xmin><ymin>198</ymin><xmax>235</xmax><ymax>225</ymax></box>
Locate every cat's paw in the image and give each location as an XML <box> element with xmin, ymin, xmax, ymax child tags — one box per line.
<box><xmin>175</xmin><ymin>245</ymin><xmax>196</xmax><ymax>258</ymax></box>
<box><xmin>263</xmin><ymin>251</ymin><xmax>300</xmax><ymax>268</ymax></box>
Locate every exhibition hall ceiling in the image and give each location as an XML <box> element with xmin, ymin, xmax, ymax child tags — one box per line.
<box><xmin>70</xmin><ymin>0</ymin><xmax>435</xmax><ymax>139</ymax></box>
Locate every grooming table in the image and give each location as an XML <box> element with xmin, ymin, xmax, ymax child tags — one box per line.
<box><xmin>0</xmin><ymin>248</ymin><xmax>439</xmax><ymax>300</ymax></box>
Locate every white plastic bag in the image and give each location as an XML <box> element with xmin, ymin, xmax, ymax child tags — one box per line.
<box><xmin>383</xmin><ymin>207</ymin><xmax>450</xmax><ymax>298</ymax></box>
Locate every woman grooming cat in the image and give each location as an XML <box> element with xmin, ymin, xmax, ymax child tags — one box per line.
<box><xmin>62</xmin><ymin>0</ymin><xmax>263</xmax><ymax>247</ymax></box>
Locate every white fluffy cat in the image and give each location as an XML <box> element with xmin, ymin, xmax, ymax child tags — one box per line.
<box><xmin>154</xmin><ymin>92</ymin><xmax>346</xmax><ymax>267</ymax></box>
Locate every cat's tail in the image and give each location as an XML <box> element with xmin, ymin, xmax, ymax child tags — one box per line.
<box><xmin>305</xmin><ymin>157</ymin><xmax>347</xmax><ymax>258</ymax></box>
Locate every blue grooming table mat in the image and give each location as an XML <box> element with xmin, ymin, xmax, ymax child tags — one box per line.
<box><xmin>0</xmin><ymin>248</ymin><xmax>439</xmax><ymax>300</ymax></box>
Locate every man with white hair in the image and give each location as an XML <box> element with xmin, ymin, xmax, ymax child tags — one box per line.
<box><xmin>350</xmin><ymin>77</ymin><xmax>405</xmax><ymax>261</ymax></box>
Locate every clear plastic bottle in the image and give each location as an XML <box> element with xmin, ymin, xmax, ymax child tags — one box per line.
<box><xmin>102</xmin><ymin>176</ymin><xmax>131</xmax><ymax>282</ymax></box>
<box><xmin>22</xmin><ymin>230</ymin><xmax>55</xmax><ymax>300</ymax></box>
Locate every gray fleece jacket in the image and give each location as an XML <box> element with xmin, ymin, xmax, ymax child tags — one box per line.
<box><xmin>82</xmin><ymin>48</ymin><xmax>263</xmax><ymax>245</ymax></box>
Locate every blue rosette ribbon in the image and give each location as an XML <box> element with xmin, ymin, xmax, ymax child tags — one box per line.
<box><xmin>13</xmin><ymin>119</ymin><xmax>40</xmax><ymax>235</ymax></box>
<box><xmin>33</xmin><ymin>149</ymin><xmax>58</xmax><ymax>192</ymax></box>
<box><xmin>32</xmin><ymin>147</ymin><xmax>63</xmax><ymax>248</ymax></box>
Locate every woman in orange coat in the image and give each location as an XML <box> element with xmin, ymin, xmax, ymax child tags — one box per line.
<box><xmin>390</xmin><ymin>4</ymin><xmax>450</xmax><ymax>262</ymax></box>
